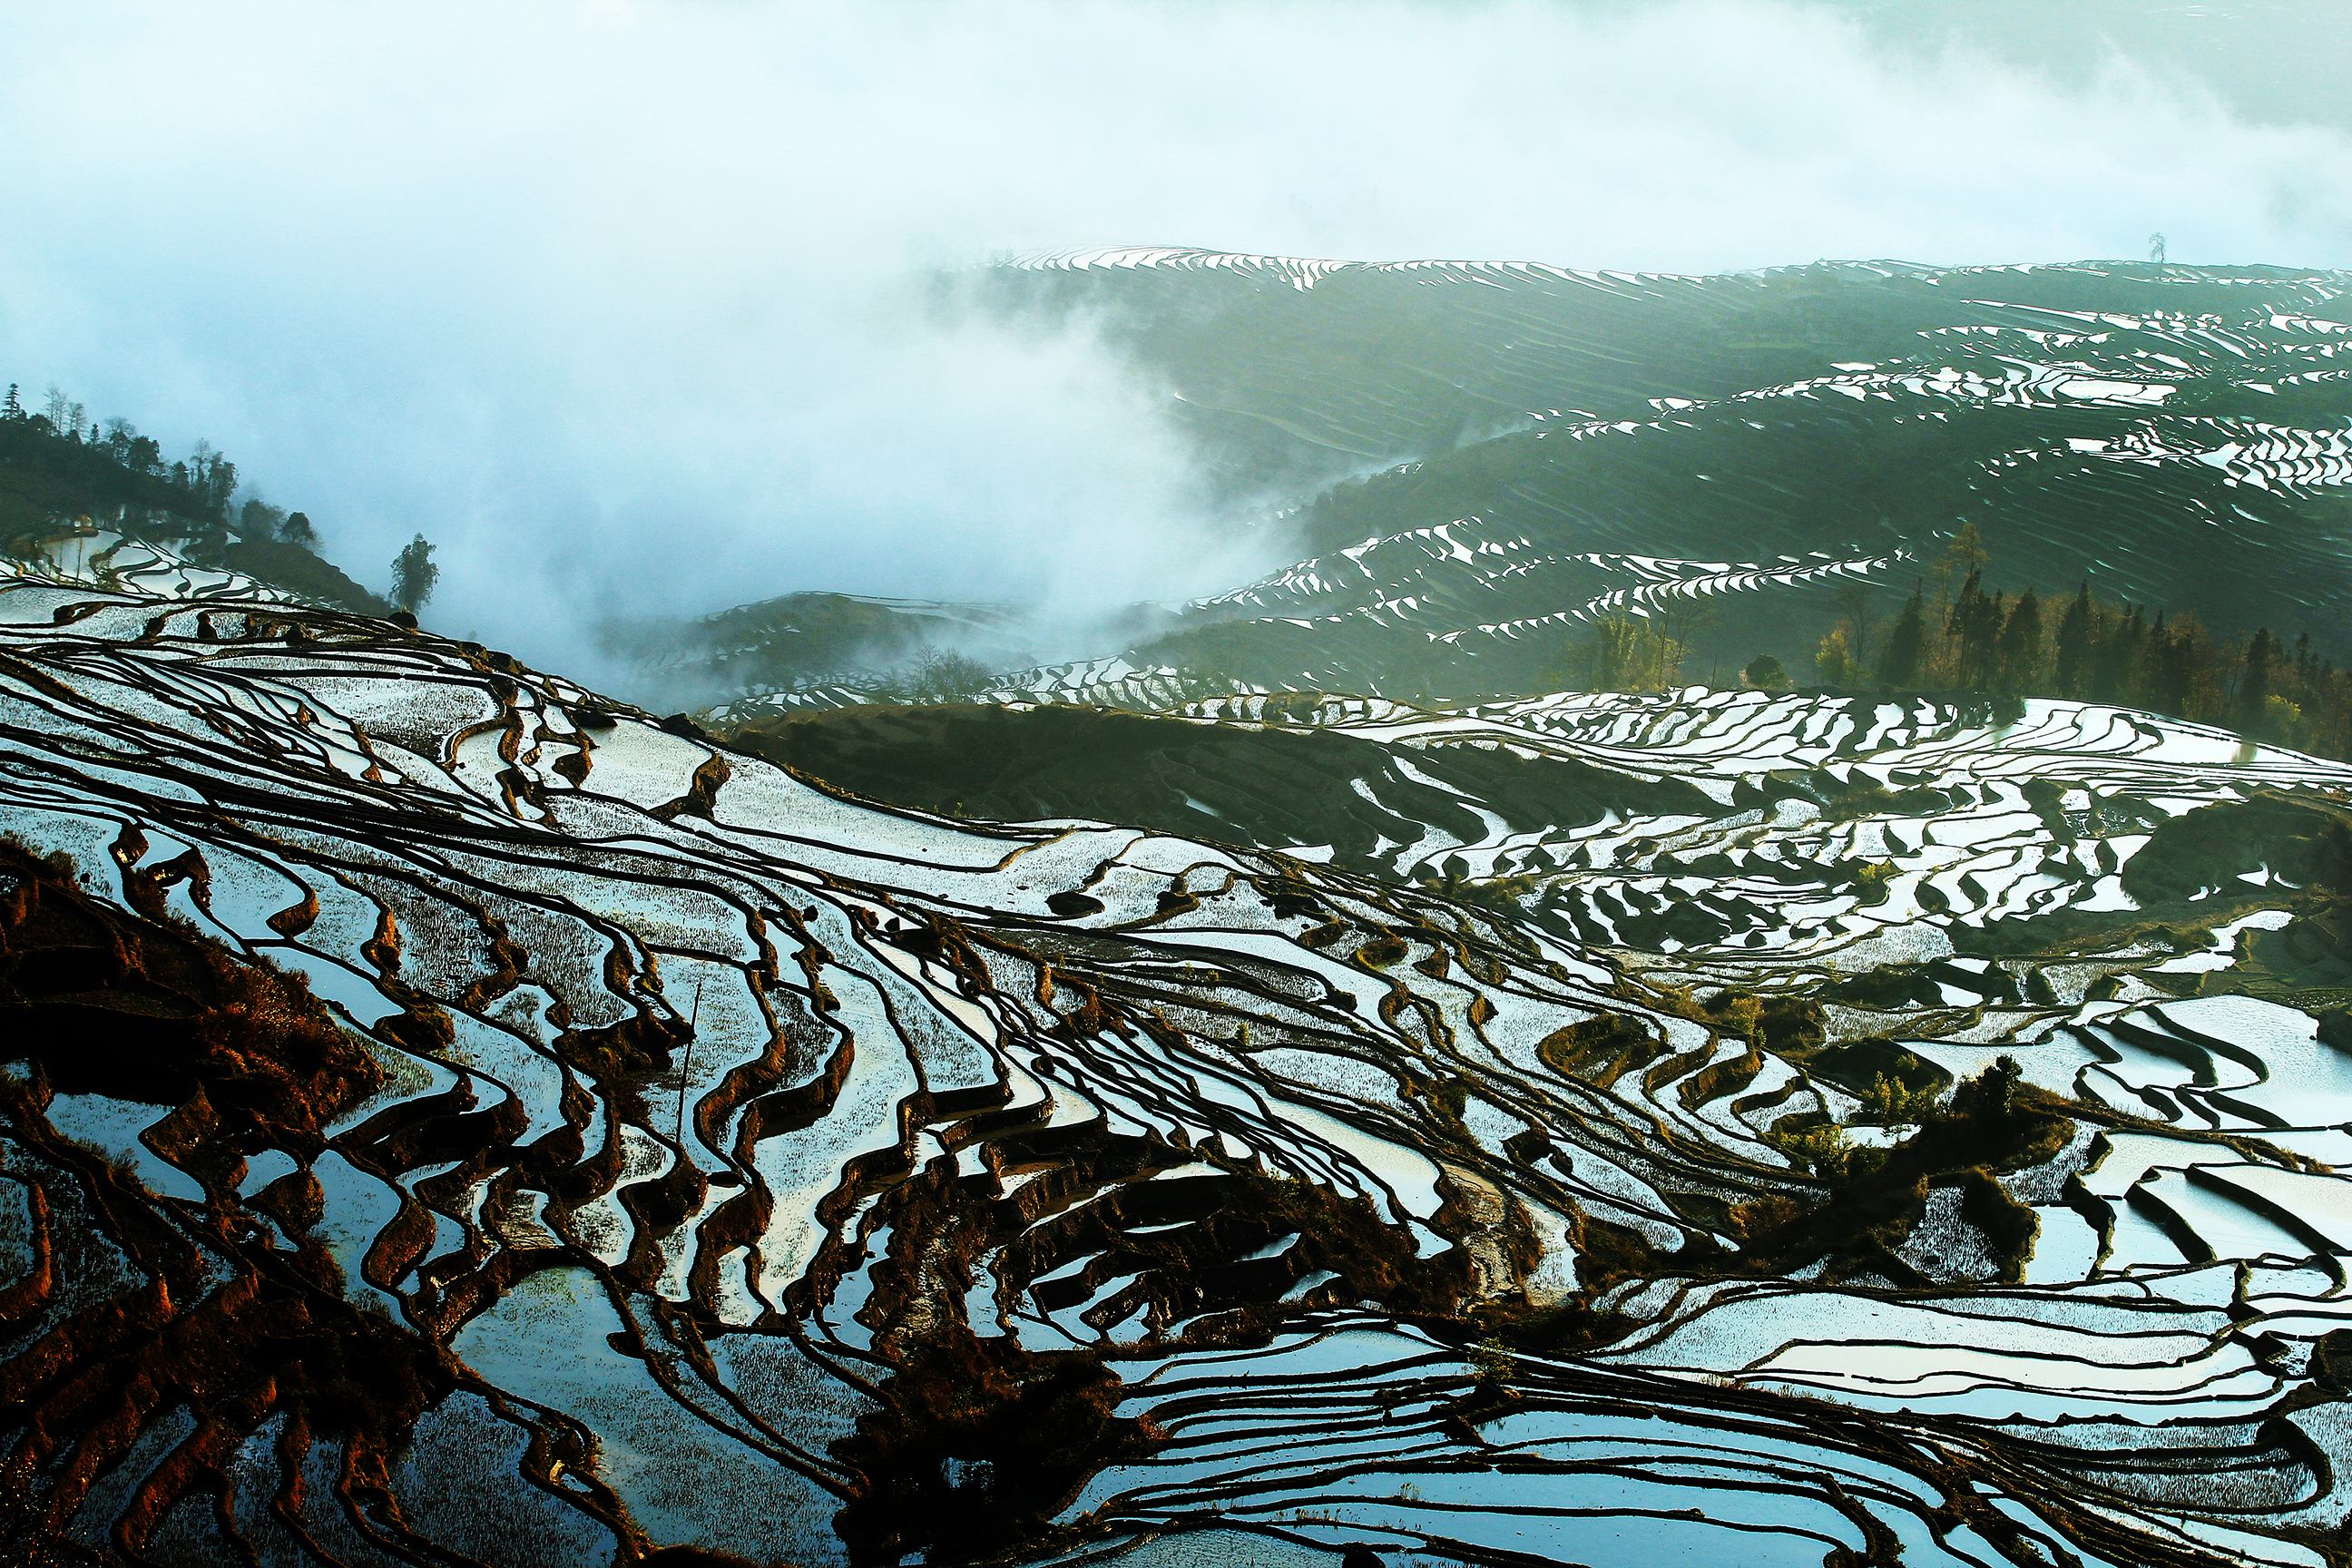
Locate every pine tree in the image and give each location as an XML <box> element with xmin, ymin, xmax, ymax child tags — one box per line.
<box><xmin>1945</xmin><ymin>571</ymin><xmax>2001</xmax><ymax>688</ymax></box>
<box><xmin>2093</xmin><ymin>606</ymin><xmax>2144</xmax><ymax>703</ymax></box>
<box><xmin>1879</xmin><ymin>585</ymin><xmax>1927</xmax><ymax>686</ymax></box>
<box><xmin>2160</xmin><ymin>629</ymin><xmax>2196</xmax><ymax>714</ymax></box>
<box><xmin>2053</xmin><ymin>583</ymin><xmax>2092</xmax><ymax>697</ymax></box>
<box><xmin>1995</xmin><ymin>589</ymin><xmax>2043</xmax><ymax>691</ymax></box>
<box><xmin>0</xmin><ymin>385</ymin><xmax>18</xmax><ymax>419</ymax></box>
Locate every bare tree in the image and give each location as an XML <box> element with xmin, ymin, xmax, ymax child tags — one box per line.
<box><xmin>1656</xmin><ymin>588</ymin><xmax>1716</xmax><ymax>675</ymax></box>
<box><xmin>1831</xmin><ymin>579</ymin><xmax>1877</xmax><ymax>668</ymax></box>
<box><xmin>44</xmin><ymin>386</ymin><xmax>85</xmax><ymax>438</ymax></box>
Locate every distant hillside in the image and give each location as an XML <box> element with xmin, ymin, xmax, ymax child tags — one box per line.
<box><xmin>609</xmin><ymin>589</ymin><xmax>1184</xmax><ymax>707</ymax></box>
<box><xmin>725</xmin><ymin>699</ymin><xmax>1712</xmax><ymax>880</ymax></box>
<box><xmin>214</xmin><ymin>537</ymin><xmax>387</xmax><ymax>614</ymax></box>
<box><xmin>975</xmin><ymin>253</ymin><xmax>2352</xmax><ymax>695</ymax></box>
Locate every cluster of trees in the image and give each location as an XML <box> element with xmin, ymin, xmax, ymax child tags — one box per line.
<box><xmin>1810</xmin><ymin>523</ymin><xmax>2352</xmax><ymax>759</ymax></box>
<box><xmin>239</xmin><ymin>497</ymin><xmax>317</xmax><ymax>549</ymax></box>
<box><xmin>879</xmin><ymin>644</ymin><xmax>991</xmax><ymax>703</ymax></box>
<box><xmin>2</xmin><ymin>380</ymin><xmax>340</xmax><ymax>560</ymax></box>
<box><xmin>1557</xmin><ymin>523</ymin><xmax>2352</xmax><ymax>760</ymax></box>
<box><xmin>5</xmin><ymin>378</ymin><xmax>439</xmax><ymax>619</ymax></box>
<box><xmin>1563</xmin><ymin>589</ymin><xmax>1730</xmax><ymax>694</ymax></box>
<box><xmin>1578</xmin><ymin>606</ymin><xmax>1690</xmax><ymax>691</ymax></box>
<box><xmin>2</xmin><ymin>381</ymin><xmax>245</xmax><ymax>526</ymax></box>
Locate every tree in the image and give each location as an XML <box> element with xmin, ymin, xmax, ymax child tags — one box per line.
<box><xmin>2138</xmin><ymin>613</ymin><xmax>2200</xmax><ymax>714</ymax></box>
<box><xmin>1815</xmin><ymin>624</ymin><xmax>1857</xmax><ymax>686</ymax></box>
<box><xmin>1829</xmin><ymin>580</ymin><xmax>1877</xmax><ymax>669</ymax></box>
<box><xmin>280</xmin><ymin>511</ymin><xmax>318</xmax><ymax>550</ymax></box>
<box><xmin>100</xmin><ymin>417</ymin><xmax>140</xmax><ymax>467</ymax></box>
<box><xmin>2092</xmin><ymin>605</ymin><xmax>2144</xmax><ymax>702</ymax></box>
<box><xmin>184</xmin><ymin>441</ymin><xmax>237</xmax><ymax>519</ymax></box>
<box><xmin>1742</xmin><ymin>652</ymin><xmax>1789</xmax><ymax>691</ymax></box>
<box><xmin>1579</xmin><ymin>608</ymin><xmax>1684</xmax><ymax>691</ymax></box>
<box><xmin>900</xmin><ymin>645</ymin><xmax>993</xmax><ymax>703</ymax></box>
<box><xmin>1878</xmin><ymin>584</ymin><xmax>1927</xmax><ymax>687</ymax></box>
<box><xmin>1945</xmin><ymin>571</ymin><xmax>2002</xmax><ymax>688</ymax></box>
<box><xmin>2053</xmin><ymin>583</ymin><xmax>2093</xmax><ymax>697</ymax></box>
<box><xmin>44</xmin><ymin>386</ymin><xmax>84</xmax><ymax>439</ymax></box>
<box><xmin>1658</xmin><ymin>589</ymin><xmax>1716</xmax><ymax>663</ymax></box>
<box><xmin>238</xmin><ymin>497</ymin><xmax>287</xmax><ymax>541</ymax></box>
<box><xmin>0</xmin><ymin>385</ymin><xmax>18</xmax><ymax>419</ymax></box>
<box><xmin>1931</xmin><ymin>521</ymin><xmax>1989</xmax><ymax>599</ymax></box>
<box><xmin>2138</xmin><ymin>612</ymin><xmax>2173</xmax><ymax>708</ymax></box>
<box><xmin>2159</xmin><ymin>625</ymin><xmax>2197</xmax><ymax>713</ymax></box>
<box><xmin>390</xmin><ymin>534</ymin><xmax>439</xmax><ymax>612</ymax></box>
<box><xmin>1995</xmin><ymin>588</ymin><xmax>2043</xmax><ymax>691</ymax></box>
<box><xmin>2241</xmin><ymin>628</ymin><xmax>2276</xmax><ymax>730</ymax></box>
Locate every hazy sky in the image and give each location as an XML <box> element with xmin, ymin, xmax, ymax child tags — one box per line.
<box><xmin>3</xmin><ymin>0</ymin><xmax>2347</xmax><ymax>673</ymax></box>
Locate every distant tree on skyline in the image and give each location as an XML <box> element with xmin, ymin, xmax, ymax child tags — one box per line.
<box><xmin>43</xmin><ymin>386</ymin><xmax>85</xmax><ymax>440</ymax></box>
<box><xmin>390</xmin><ymin>534</ymin><xmax>438</xmax><ymax>612</ymax></box>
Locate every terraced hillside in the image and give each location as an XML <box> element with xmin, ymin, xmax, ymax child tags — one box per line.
<box><xmin>605</xmin><ymin>593</ymin><xmax>1077</xmax><ymax>713</ymax></box>
<box><xmin>636</xmin><ymin>256</ymin><xmax>2352</xmax><ymax>710</ymax></box>
<box><xmin>967</xmin><ymin>252</ymin><xmax>2352</xmax><ymax>697</ymax></box>
<box><xmin>13</xmin><ymin>558</ymin><xmax>2352</xmax><ymax>1567</ymax></box>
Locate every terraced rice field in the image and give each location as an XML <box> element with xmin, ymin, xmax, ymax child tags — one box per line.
<box><xmin>976</xmin><ymin>252</ymin><xmax>2352</xmax><ymax>699</ymax></box>
<box><xmin>659</xmin><ymin>256</ymin><xmax>2352</xmax><ymax>711</ymax></box>
<box><xmin>7</xmin><ymin>558</ymin><xmax>2352</xmax><ymax>1565</ymax></box>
